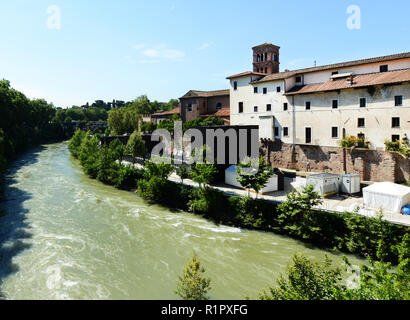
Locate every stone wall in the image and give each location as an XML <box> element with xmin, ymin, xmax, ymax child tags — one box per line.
<box><xmin>260</xmin><ymin>141</ymin><xmax>409</xmax><ymax>183</ymax></box>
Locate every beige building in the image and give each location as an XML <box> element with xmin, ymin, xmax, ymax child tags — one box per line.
<box><xmin>228</xmin><ymin>44</ymin><xmax>410</xmax><ymax>150</ymax></box>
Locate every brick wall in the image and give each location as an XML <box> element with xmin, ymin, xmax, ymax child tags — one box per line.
<box><xmin>260</xmin><ymin>141</ymin><xmax>410</xmax><ymax>183</ymax></box>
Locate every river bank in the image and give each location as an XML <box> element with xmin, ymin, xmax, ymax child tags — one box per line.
<box><xmin>0</xmin><ymin>142</ymin><xmax>368</xmax><ymax>299</ymax></box>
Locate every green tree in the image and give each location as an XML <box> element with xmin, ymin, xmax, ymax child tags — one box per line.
<box><xmin>276</xmin><ymin>184</ymin><xmax>323</xmax><ymax>241</ymax></box>
<box><xmin>109</xmin><ymin>138</ymin><xmax>125</xmax><ymax>164</ymax></box>
<box><xmin>236</xmin><ymin>157</ymin><xmax>275</xmax><ymax>198</ymax></box>
<box><xmin>175</xmin><ymin>254</ymin><xmax>211</xmax><ymax>300</ymax></box>
<box><xmin>125</xmin><ymin>130</ymin><xmax>146</xmax><ymax>163</ymax></box>
<box><xmin>68</xmin><ymin>129</ymin><xmax>86</xmax><ymax>159</ymax></box>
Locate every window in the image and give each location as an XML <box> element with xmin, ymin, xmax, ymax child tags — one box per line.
<box><xmin>395</xmin><ymin>95</ymin><xmax>403</xmax><ymax>106</ymax></box>
<box><xmin>296</xmin><ymin>76</ymin><xmax>302</xmax><ymax>83</ymax></box>
<box><xmin>264</xmin><ymin>53</ymin><xmax>267</xmax><ymax>61</ymax></box>
<box><xmin>276</xmin><ymin>86</ymin><xmax>281</xmax><ymax>93</ymax></box>
<box><xmin>283</xmin><ymin>103</ymin><xmax>288</xmax><ymax>111</ymax></box>
<box><xmin>263</xmin><ymin>88</ymin><xmax>267</xmax><ymax>94</ymax></box>
<box><xmin>265</xmin><ymin>68</ymin><xmax>267</xmax><ymax>73</ymax></box>
<box><xmin>305</xmin><ymin>101</ymin><xmax>311</xmax><ymax>110</ymax></box>
<box><xmin>254</xmin><ymin>106</ymin><xmax>258</xmax><ymax>112</ymax></box>
<box><xmin>331</xmin><ymin>71</ymin><xmax>339</xmax><ymax>75</ymax></box>
<box><xmin>283</xmin><ymin>127</ymin><xmax>289</xmax><ymax>137</ymax></box>
<box><xmin>331</xmin><ymin>127</ymin><xmax>338</xmax><ymax>138</ymax></box>
<box><xmin>187</xmin><ymin>104</ymin><xmax>192</xmax><ymax>112</ymax></box>
<box><xmin>392</xmin><ymin>117</ymin><xmax>400</xmax><ymax>128</ymax></box>
<box><xmin>254</xmin><ymin>87</ymin><xmax>258</xmax><ymax>94</ymax></box>
<box><xmin>332</xmin><ymin>99</ymin><xmax>338</xmax><ymax>109</ymax></box>
<box><xmin>266</xmin><ymin>104</ymin><xmax>272</xmax><ymax>112</ymax></box>
<box><xmin>305</xmin><ymin>127</ymin><xmax>312</xmax><ymax>144</ymax></box>
<box><xmin>238</xmin><ymin>102</ymin><xmax>243</xmax><ymax>113</ymax></box>
<box><xmin>358</xmin><ymin>118</ymin><xmax>365</xmax><ymax>128</ymax></box>
<box><xmin>216</xmin><ymin>103</ymin><xmax>222</xmax><ymax>110</ymax></box>
<box><xmin>360</xmin><ymin>97</ymin><xmax>366</xmax><ymax>108</ymax></box>
<box><xmin>274</xmin><ymin>127</ymin><xmax>279</xmax><ymax>137</ymax></box>
<box><xmin>392</xmin><ymin>135</ymin><xmax>400</xmax><ymax>142</ymax></box>
<box><xmin>380</xmin><ymin>65</ymin><xmax>388</xmax><ymax>72</ymax></box>
<box><xmin>233</xmin><ymin>81</ymin><xmax>237</xmax><ymax>91</ymax></box>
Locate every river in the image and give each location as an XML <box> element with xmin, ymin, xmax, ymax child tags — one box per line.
<box><xmin>0</xmin><ymin>142</ymin><xmax>364</xmax><ymax>299</ymax></box>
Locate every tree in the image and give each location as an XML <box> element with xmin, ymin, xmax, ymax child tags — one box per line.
<box><xmin>236</xmin><ymin>157</ymin><xmax>275</xmax><ymax>198</ymax></box>
<box><xmin>125</xmin><ymin>130</ymin><xmax>146</xmax><ymax>164</ymax></box>
<box><xmin>258</xmin><ymin>254</ymin><xmax>346</xmax><ymax>300</ymax></box>
<box><xmin>109</xmin><ymin>138</ymin><xmax>125</xmax><ymax>164</ymax></box>
<box><xmin>175</xmin><ymin>254</ymin><xmax>211</xmax><ymax>300</ymax></box>
<box><xmin>276</xmin><ymin>184</ymin><xmax>323</xmax><ymax>240</ymax></box>
<box><xmin>176</xmin><ymin>165</ymin><xmax>190</xmax><ymax>185</ymax></box>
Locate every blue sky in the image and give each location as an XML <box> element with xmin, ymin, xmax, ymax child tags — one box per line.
<box><xmin>0</xmin><ymin>0</ymin><xmax>409</xmax><ymax>108</ymax></box>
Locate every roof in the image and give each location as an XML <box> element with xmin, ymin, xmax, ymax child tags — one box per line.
<box><xmin>285</xmin><ymin>68</ymin><xmax>410</xmax><ymax>95</ymax></box>
<box><xmin>151</xmin><ymin>106</ymin><xmax>181</xmax><ymax>117</ymax></box>
<box><xmin>180</xmin><ymin>89</ymin><xmax>229</xmax><ymax>99</ymax></box>
<box><xmin>363</xmin><ymin>182</ymin><xmax>410</xmax><ymax>197</ymax></box>
<box><xmin>251</xmin><ymin>51</ymin><xmax>410</xmax><ymax>84</ymax></box>
<box><xmin>307</xmin><ymin>173</ymin><xmax>341</xmax><ymax>179</ymax></box>
<box><xmin>252</xmin><ymin>43</ymin><xmax>280</xmax><ymax>49</ymax></box>
<box><xmin>200</xmin><ymin>108</ymin><xmax>230</xmax><ymax>118</ymax></box>
<box><xmin>226</xmin><ymin>71</ymin><xmax>267</xmax><ymax>80</ymax></box>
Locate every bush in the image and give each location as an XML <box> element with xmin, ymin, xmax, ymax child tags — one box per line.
<box><xmin>137</xmin><ymin>176</ymin><xmax>168</xmax><ymax>202</ymax></box>
<box><xmin>110</xmin><ymin>164</ymin><xmax>144</xmax><ymax>190</ymax></box>
<box><xmin>68</xmin><ymin>129</ymin><xmax>86</xmax><ymax>158</ymax></box>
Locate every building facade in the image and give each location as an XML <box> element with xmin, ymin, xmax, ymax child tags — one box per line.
<box><xmin>179</xmin><ymin>90</ymin><xmax>230</xmax><ymax>124</ymax></box>
<box><xmin>228</xmin><ymin>44</ymin><xmax>410</xmax><ymax>151</ymax></box>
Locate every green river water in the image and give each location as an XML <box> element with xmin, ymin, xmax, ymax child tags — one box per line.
<box><xmin>0</xmin><ymin>142</ymin><xmax>364</xmax><ymax>300</ymax></box>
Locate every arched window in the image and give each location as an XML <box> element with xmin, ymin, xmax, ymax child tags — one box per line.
<box><xmin>216</xmin><ymin>103</ymin><xmax>222</xmax><ymax>110</ymax></box>
<box><xmin>257</xmin><ymin>54</ymin><xmax>260</xmax><ymax>62</ymax></box>
<box><xmin>264</xmin><ymin>52</ymin><xmax>267</xmax><ymax>61</ymax></box>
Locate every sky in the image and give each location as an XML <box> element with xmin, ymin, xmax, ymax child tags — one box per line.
<box><xmin>0</xmin><ymin>0</ymin><xmax>409</xmax><ymax>108</ymax></box>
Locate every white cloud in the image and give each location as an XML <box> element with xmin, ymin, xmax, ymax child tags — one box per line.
<box><xmin>198</xmin><ymin>42</ymin><xmax>211</xmax><ymax>51</ymax></box>
<box><xmin>133</xmin><ymin>44</ymin><xmax>185</xmax><ymax>63</ymax></box>
<box><xmin>133</xmin><ymin>44</ymin><xmax>147</xmax><ymax>50</ymax></box>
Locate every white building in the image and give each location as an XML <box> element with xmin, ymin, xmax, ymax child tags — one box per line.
<box><xmin>227</xmin><ymin>44</ymin><xmax>410</xmax><ymax>150</ymax></box>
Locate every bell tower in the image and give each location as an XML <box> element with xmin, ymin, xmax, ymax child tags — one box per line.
<box><xmin>252</xmin><ymin>43</ymin><xmax>280</xmax><ymax>74</ymax></box>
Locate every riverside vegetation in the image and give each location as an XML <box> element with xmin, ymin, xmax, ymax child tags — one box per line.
<box><xmin>69</xmin><ymin>130</ymin><xmax>410</xmax><ymax>300</ymax></box>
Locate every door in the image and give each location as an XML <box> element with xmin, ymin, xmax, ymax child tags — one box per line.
<box><xmin>305</xmin><ymin>127</ymin><xmax>312</xmax><ymax>144</ymax></box>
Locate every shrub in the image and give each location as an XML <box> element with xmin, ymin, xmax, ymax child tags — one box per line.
<box><xmin>110</xmin><ymin>164</ymin><xmax>143</xmax><ymax>190</ymax></box>
<box><xmin>188</xmin><ymin>187</ymin><xmax>228</xmax><ymax>217</ymax></box>
<box><xmin>175</xmin><ymin>254</ymin><xmax>211</xmax><ymax>300</ymax></box>
<box><xmin>68</xmin><ymin>129</ymin><xmax>86</xmax><ymax>158</ymax></box>
<box><xmin>137</xmin><ymin>176</ymin><xmax>168</xmax><ymax>202</ymax></box>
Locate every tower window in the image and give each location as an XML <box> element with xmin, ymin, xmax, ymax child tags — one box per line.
<box><xmin>358</xmin><ymin>118</ymin><xmax>365</xmax><ymax>128</ymax></box>
<box><xmin>380</xmin><ymin>65</ymin><xmax>388</xmax><ymax>72</ymax></box>
<box><xmin>187</xmin><ymin>104</ymin><xmax>192</xmax><ymax>112</ymax></box>
<box><xmin>392</xmin><ymin>117</ymin><xmax>400</xmax><ymax>128</ymax></box>
<box><xmin>238</xmin><ymin>102</ymin><xmax>243</xmax><ymax>113</ymax></box>
<box><xmin>264</xmin><ymin>68</ymin><xmax>267</xmax><ymax>73</ymax></box>
<box><xmin>274</xmin><ymin>127</ymin><xmax>279</xmax><ymax>137</ymax></box>
<box><xmin>395</xmin><ymin>95</ymin><xmax>403</xmax><ymax>106</ymax></box>
<box><xmin>264</xmin><ymin>53</ymin><xmax>267</xmax><ymax>61</ymax></box>
<box><xmin>216</xmin><ymin>103</ymin><xmax>222</xmax><ymax>110</ymax></box>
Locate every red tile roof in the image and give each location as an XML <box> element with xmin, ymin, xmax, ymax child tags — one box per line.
<box><xmin>180</xmin><ymin>89</ymin><xmax>229</xmax><ymax>99</ymax></box>
<box><xmin>151</xmin><ymin>106</ymin><xmax>181</xmax><ymax>117</ymax></box>
<box><xmin>200</xmin><ymin>108</ymin><xmax>230</xmax><ymax>118</ymax></box>
<box><xmin>285</xmin><ymin>68</ymin><xmax>410</xmax><ymax>95</ymax></box>
<box><xmin>249</xmin><ymin>52</ymin><xmax>410</xmax><ymax>84</ymax></box>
